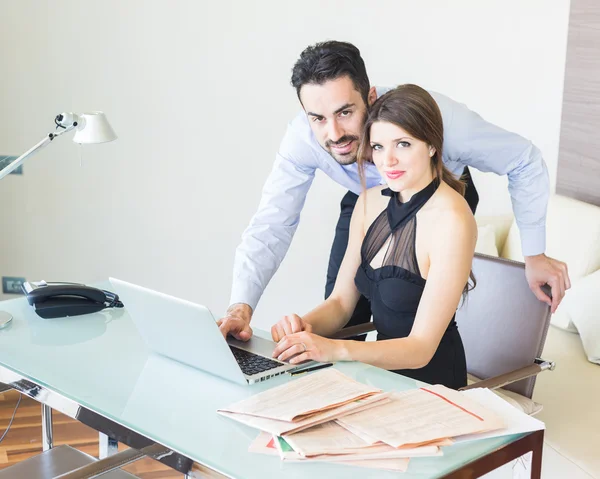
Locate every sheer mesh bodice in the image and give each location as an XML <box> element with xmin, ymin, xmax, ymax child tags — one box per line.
<box><xmin>354</xmin><ymin>179</ymin><xmax>467</xmax><ymax>389</ymax></box>
<box><xmin>361</xmin><ymin>184</ymin><xmax>433</xmax><ymax>275</ymax></box>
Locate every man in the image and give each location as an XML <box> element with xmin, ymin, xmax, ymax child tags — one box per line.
<box><xmin>218</xmin><ymin>41</ymin><xmax>570</xmax><ymax>341</ymax></box>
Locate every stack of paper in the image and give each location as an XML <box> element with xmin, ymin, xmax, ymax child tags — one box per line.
<box><xmin>217</xmin><ymin>369</ymin><xmax>443</xmax><ymax>470</ymax></box>
<box><xmin>249</xmin><ymin>432</ymin><xmax>412</xmax><ymax>472</ymax></box>
<box><xmin>218</xmin><ymin>369</ymin><xmax>545</xmax><ymax>472</ymax></box>
<box><xmin>217</xmin><ymin>369</ymin><xmax>390</xmax><ymax>436</ymax></box>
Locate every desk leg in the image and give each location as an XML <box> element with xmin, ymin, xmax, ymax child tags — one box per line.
<box><xmin>441</xmin><ymin>430</ymin><xmax>544</xmax><ymax>478</ymax></box>
<box><xmin>41</xmin><ymin>404</ymin><xmax>53</xmax><ymax>451</ymax></box>
<box><xmin>531</xmin><ymin>429</ymin><xmax>543</xmax><ymax>479</ymax></box>
<box><xmin>99</xmin><ymin>432</ymin><xmax>119</xmax><ymax>458</ymax></box>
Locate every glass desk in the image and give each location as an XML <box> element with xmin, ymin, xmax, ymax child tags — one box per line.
<box><xmin>0</xmin><ymin>285</ymin><xmax>542</xmax><ymax>478</ymax></box>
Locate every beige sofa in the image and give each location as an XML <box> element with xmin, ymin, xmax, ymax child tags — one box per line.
<box><xmin>476</xmin><ymin>193</ymin><xmax>600</xmax><ymax>478</ymax></box>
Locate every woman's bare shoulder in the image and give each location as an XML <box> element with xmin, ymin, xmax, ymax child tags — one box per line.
<box><xmin>356</xmin><ymin>185</ymin><xmax>388</xmax><ymax>228</ymax></box>
<box><xmin>423</xmin><ymin>182</ymin><xmax>476</xmax><ymax>233</ymax></box>
<box><xmin>365</xmin><ymin>185</ymin><xmax>388</xmax><ymax>211</ymax></box>
<box><xmin>358</xmin><ymin>185</ymin><xmax>388</xmax><ymax>210</ymax></box>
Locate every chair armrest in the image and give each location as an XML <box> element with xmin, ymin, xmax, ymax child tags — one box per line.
<box><xmin>330</xmin><ymin>323</ymin><xmax>376</xmax><ymax>340</ymax></box>
<box><xmin>460</xmin><ymin>359</ymin><xmax>555</xmax><ymax>392</ymax></box>
<box><xmin>54</xmin><ymin>443</ymin><xmax>168</xmax><ymax>479</ymax></box>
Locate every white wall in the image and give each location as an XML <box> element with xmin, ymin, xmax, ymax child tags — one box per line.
<box><xmin>0</xmin><ymin>0</ymin><xmax>570</xmax><ymax>330</ymax></box>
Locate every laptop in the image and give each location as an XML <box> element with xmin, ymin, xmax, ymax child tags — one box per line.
<box><xmin>109</xmin><ymin>277</ymin><xmax>311</xmax><ymax>385</ymax></box>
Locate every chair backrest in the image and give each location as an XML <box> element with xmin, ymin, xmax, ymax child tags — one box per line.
<box><xmin>455</xmin><ymin>253</ymin><xmax>552</xmax><ymax>398</ymax></box>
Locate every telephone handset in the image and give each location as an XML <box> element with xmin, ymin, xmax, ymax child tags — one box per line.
<box><xmin>22</xmin><ymin>281</ymin><xmax>124</xmax><ymax>319</ymax></box>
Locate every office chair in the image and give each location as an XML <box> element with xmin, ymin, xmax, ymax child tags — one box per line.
<box><xmin>333</xmin><ymin>253</ymin><xmax>555</xmax><ymax>401</ymax></box>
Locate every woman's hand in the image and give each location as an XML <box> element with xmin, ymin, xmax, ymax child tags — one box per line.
<box><xmin>272</xmin><ymin>331</ymin><xmax>345</xmax><ymax>364</ymax></box>
<box><xmin>271</xmin><ymin>314</ymin><xmax>313</xmax><ymax>342</ymax></box>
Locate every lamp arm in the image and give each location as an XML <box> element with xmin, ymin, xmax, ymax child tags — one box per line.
<box><xmin>0</xmin><ymin>124</ymin><xmax>76</xmax><ymax>181</ymax></box>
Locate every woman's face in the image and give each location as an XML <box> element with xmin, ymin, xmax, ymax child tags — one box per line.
<box><xmin>369</xmin><ymin>121</ymin><xmax>434</xmax><ymax>194</ymax></box>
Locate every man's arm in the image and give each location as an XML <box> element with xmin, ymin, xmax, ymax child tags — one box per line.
<box><xmin>219</xmin><ymin>128</ymin><xmax>317</xmax><ymax>339</ymax></box>
<box><xmin>436</xmin><ymin>91</ymin><xmax>570</xmax><ymax>311</ymax></box>
<box><xmin>437</xmin><ymin>91</ymin><xmax>548</xmax><ymax>255</ymax></box>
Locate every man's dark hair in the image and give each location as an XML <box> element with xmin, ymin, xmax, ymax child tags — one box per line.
<box><xmin>291</xmin><ymin>41</ymin><xmax>370</xmax><ymax>105</ymax></box>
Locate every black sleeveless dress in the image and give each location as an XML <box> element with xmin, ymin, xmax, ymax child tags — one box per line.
<box><xmin>354</xmin><ymin>180</ymin><xmax>467</xmax><ymax>389</ymax></box>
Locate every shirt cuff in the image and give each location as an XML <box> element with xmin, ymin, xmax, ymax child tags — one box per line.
<box><xmin>519</xmin><ymin>225</ymin><xmax>546</xmax><ymax>257</ymax></box>
<box><xmin>229</xmin><ymin>279</ymin><xmax>263</xmax><ymax>313</ymax></box>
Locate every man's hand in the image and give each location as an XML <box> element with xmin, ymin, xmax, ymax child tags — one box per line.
<box><xmin>271</xmin><ymin>314</ymin><xmax>312</xmax><ymax>342</ymax></box>
<box><xmin>217</xmin><ymin>303</ymin><xmax>253</xmax><ymax>341</ymax></box>
<box><xmin>524</xmin><ymin>254</ymin><xmax>571</xmax><ymax>313</ymax></box>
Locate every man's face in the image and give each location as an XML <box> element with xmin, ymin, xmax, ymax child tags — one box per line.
<box><xmin>299</xmin><ymin>76</ymin><xmax>368</xmax><ymax>165</ymax></box>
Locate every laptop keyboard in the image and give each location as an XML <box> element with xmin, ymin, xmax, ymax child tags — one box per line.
<box><xmin>230</xmin><ymin>346</ymin><xmax>283</xmax><ymax>376</ymax></box>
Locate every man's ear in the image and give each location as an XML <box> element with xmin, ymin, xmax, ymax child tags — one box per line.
<box><xmin>368</xmin><ymin>86</ymin><xmax>378</xmax><ymax>107</ymax></box>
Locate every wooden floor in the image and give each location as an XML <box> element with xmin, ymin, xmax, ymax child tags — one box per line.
<box><xmin>0</xmin><ymin>390</ymin><xmax>182</xmax><ymax>478</ymax></box>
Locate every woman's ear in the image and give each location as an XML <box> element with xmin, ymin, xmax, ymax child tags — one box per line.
<box><xmin>368</xmin><ymin>87</ymin><xmax>378</xmax><ymax>107</ymax></box>
<box><xmin>429</xmin><ymin>146</ymin><xmax>436</xmax><ymax>157</ymax></box>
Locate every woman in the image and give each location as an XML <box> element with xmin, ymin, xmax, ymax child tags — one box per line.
<box><xmin>271</xmin><ymin>84</ymin><xmax>477</xmax><ymax>389</ymax></box>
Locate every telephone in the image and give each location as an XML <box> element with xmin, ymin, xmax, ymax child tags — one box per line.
<box><xmin>21</xmin><ymin>281</ymin><xmax>124</xmax><ymax>319</ymax></box>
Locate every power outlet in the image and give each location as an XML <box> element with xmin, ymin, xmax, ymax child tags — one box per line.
<box><xmin>0</xmin><ymin>156</ymin><xmax>23</xmax><ymax>175</ymax></box>
<box><xmin>2</xmin><ymin>277</ymin><xmax>26</xmax><ymax>295</ymax></box>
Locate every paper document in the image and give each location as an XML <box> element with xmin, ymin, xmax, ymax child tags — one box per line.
<box><xmin>333</xmin><ymin>420</ymin><xmax>379</xmax><ymax>445</ymax></box>
<box><xmin>251</xmin><ymin>433</ymin><xmax>410</xmax><ymax>471</ymax></box>
<box><xmin>219</xmin><ymin>393</ymin><xmax>390</xmax><ymax>436</ymax></box>
<box><xmin>282</xmin><ymin>421</ymin><xmax>441</xmax><ymax>459</ymax></box>
<box><xmin>455</xmin><ymin>388</ymin><xmax>545</xmax><ymax>443</ymax></box>
<box><xmin>218</xmin><ymin>368</ymin><xmax>381</xmax><ymax>422</ymax></box>
<box><xmin>282</xmin><ymin>421</ymin><xmax>438</xmax><ymax>457</ymax></box>
<box><xmin>331</xmin><ymin>421</ymin><xmax>455</xmax><ymax>449</ymax></box>
<box><xmin>283</xmin><ymin>421</ymin><xmax>372</xmax><ymax>456</ymax></box>
<box><xmin>337</xmin><ymin>384</ymin><xmax>505</xmax><ymax>448</ymax></box>
<box><xmin>248</xmin><ymin>432</ymin><xmax>279</xmax><ymax>456</ymax></box>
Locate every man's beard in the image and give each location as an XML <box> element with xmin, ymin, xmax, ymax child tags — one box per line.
<box><xmin>325</xmin><ymin>135</ymin><xmax>360</xmax><ymax>165</ymax></box>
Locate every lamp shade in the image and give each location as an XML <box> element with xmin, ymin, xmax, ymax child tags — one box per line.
<box><xmin>72</xmin><ymin>111</ymin><xmax>117</xmax><ymax>144</ymax></box>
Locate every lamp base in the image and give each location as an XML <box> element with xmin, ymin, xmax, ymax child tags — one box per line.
<box><xmin>0</xmin><ymin>311</ymin><xmax>13</xmax><ymax>329</ymax></box>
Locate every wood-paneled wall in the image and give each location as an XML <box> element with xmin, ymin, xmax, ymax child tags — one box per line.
<box><xmin>557</xmin><ymin>0</ymin><xmax>600</xmax><ymax>205</ymax></box>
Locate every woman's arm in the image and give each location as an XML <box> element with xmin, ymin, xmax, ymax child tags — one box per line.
<box><xmin>339</xmin><ymin>208</ymin><xmax>477</xmax><ymax>369</ymax></box>
<box><xmin>300</xmin><ymin>193</ymin><xmax>368</xmax><ymax>337</ymax></box>
<box><xmin>271</xmin><ymin>192</ymin><xmax>368</xmax><ymax>343</ymax></box>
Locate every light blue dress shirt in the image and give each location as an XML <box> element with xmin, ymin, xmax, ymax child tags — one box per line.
<box><xmin>230</xmin><ymin>88</ymin><xmax>549</xmax><ymax>310</ymax></box>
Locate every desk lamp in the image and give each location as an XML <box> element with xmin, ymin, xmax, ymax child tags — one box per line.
<box><xmin>0</xmin><ymin>111</ymin><xmax>117</xmax><ymax>327</ymax></box>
